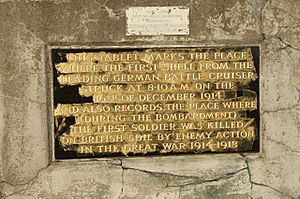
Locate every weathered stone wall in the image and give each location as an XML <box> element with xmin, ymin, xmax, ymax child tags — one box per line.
<box><xmin>0</xmin><ymin>0</ymin><xmax>299</xmax><ymax>198</ymax></box>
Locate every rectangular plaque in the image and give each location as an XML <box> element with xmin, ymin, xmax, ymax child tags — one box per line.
<box><xmin>126</xmin><ymin>7</ymin><xmax>189</xmax><ymax>36</ymax></box>
<box><xmin>52</xmin><ymin>46</ymin><xmax>260</xmax><ymax>159</ymax></box>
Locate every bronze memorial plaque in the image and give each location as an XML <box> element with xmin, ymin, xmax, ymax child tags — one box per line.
<box><xmin>52</xmin><ymin>47</ymin><xmax>260</xmax><ymax>159</ymax></box>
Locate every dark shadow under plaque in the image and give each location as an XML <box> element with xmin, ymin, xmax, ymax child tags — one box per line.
<box><xmin>52</xmin><ymin>46</ymin><xmax>260</xmax><ymax>159</ymax></box>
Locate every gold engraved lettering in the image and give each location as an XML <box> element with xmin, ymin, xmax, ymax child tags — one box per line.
<box><xmin>54</xmin><ymin>47</ymin><xmax>259</xmax><ymax>157</ymax></box>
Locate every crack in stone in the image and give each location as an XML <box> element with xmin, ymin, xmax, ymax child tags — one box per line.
<box><xmin>1</xmin><ymin>0</ymin><xmax>45</xmax><ymax>76</ymax></box>
<box><xmin>264</xmin><ymin>135</ymin><xmax>300</xmax><ymax>154</ymax></box>
<box><xmin>94</xmin><ymin>0</ymin><xmax>122</xmax><ymax>20</ymax></box>
<box><xmin>0</xmin><ymin>163</ymin><xmax>51</xmax><ymax>197</ymax></box>
<box><xmin>164</xmin><ymin>167</ymin><xmax>247</xmax><ymax>188</ymax></box>
<box><xmin>8</xmin><ymin>0</ymin><xmax>44</xmax><ymax>45</ymax></box>
<box><xmin>109</xmin><ymin>158</ymin><xmax>248</xmax><ymax>189</ymax></box>
<box><xmin>247</xmin><ymin>0</ymin><xmax>269</xmax><ymax>41</ymax></box>
<box><xmin>261</xmin><ymin>0</ymin><xmax>271</xmax><ymax>22</ymax></box>
<box><xmin>118</xmin><ymin>159</ymin><xmax>125</xmax><ymax>199</ymax></box>
<box><xmin>122</xmin><ymin>164</ymin><xmax>246</xmax><ymax>181</ymax></box>
<box><xmin>239</xmin><ymin>153</ymin><xmax>253</xmax><ymax>189</ymax></box>
<box><xmin>2</xmin><ymin>163</ymin><xmax>50</xmax><ymax>187</ymax></box>
<box><xmin>276</xmin><ymin>36</ymin><xmax>300</xmax><ymax>51</ymax></box>
<box><xmin>239</xmin><ymin>154</ymin><xmax>297</xmax><ymax>199</ymax></box>
<box><xmin>261</xmin><ymin>104</ymin><xmax>300</xmax><ymax>115</ymax></box>
<box><xmin>252</xmin><ymin>182</ymin><xmax>296</xmax><ymax>199</ymax></box>
<box><xmin>262</xmin><ymin>35</ymin><xmax>300</xmax><ymax>106</ymax></box>
<box><xmin>0</xmin><ymin>182</ymin><xmax>28</xmax><ymax>198</ymax></box>
<box><xmin>274</xmin><ymin>24</ymin><xmax>300</xmax><ymax>39</ymax></box>
<box><xmin>178</xmin><ymin>186</ymin><xmax>182</xmax><ymax>199</ymax></box>
<box><xmin>284</xmin><ymin>44</ymin><xmax>300</xmax><ymax>106</ymax></box>
<box><xmin>105</xmin><ymin>159</ymin><xmax>124</xmax><ymax>199</ymax></box>
<box><xmin>190</xmin><ymin>0</ymin><xmax>200</xmax><ymax>12</ymax></box>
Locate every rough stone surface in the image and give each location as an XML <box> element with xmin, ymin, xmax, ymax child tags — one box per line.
<box><xmin>0</xmin><ymin>0</ymin><xmax>299</xmax><ymax>198</ymax></box>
